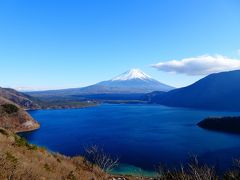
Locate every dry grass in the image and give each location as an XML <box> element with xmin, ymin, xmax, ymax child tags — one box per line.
<box><xmin>157</xmin><ymin>156</ymin><xmax>217</xmax><ymax>180</ymax></box>
<box><xmin>0</xmin><ymin>128</ymin><xmax>108</xmax><ymax>180</ymax></box>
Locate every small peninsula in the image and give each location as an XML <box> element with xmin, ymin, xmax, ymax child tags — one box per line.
<box><xmin>198</xmin><ymin>116</ymin><xmax>240</xmax><ymax>134</ymax></box>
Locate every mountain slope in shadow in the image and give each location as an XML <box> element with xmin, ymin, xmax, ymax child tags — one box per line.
<box><xmin>146</xmin><ymin>70</ymin><xmax>240</xmax><ymax>111</ymax></box>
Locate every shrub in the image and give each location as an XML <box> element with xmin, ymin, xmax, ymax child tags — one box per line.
<box><xmin>15</xmin><ymin>136</ymin><xmax>29</xmax><ymax>147</ymax></box>
<box><xmin>5</xmin><ymin>152</ymin><xmax>18</xmax><ymax>165</ymax></box>
<box><xmin>44</xmin><ymin>163</ymin><xmax>51</xmax><ymax>172</ymax></box>
<box><xmin>1</xmin><ymin>104</ymin><xmax>19</xmax><ymax>114</ymax></box>
<box><xmin>67</xmin><ymin>171</ymin><xmax>77</xmax><ymax>180</ymax></box>
<box><xmin>14</xmin><ymin>135</ymin><xmax>37</xmax><ymax>150</ymax></box>
<box><xmin>27</xmin><ymin>144</ymin><xmax>38</xmax><ymax>151</ymax></box>
<box><xmin>0</xmin><ymin>128</ymin><xmax>9</xmax><ymax>136</ymax></box>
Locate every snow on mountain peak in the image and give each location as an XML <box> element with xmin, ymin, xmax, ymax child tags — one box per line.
<box><xmin>111</xmin><ymin>68</ymin><xmax>152</xmax><ymax>81</ymax></box>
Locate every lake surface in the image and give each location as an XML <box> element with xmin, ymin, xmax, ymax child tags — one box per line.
<box><xmin>22</xmin><ymin>104</ymin><xmax>240</xmax><ymax>174</ymax></box>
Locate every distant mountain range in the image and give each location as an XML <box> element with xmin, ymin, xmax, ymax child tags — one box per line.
<box><xmin>146</xmin><ymin>70</ymin><xmax>240</xmax><ymax>111</ymax></box>
<box><xmin>21</xmin><ymin>69</ymin><xmax>240</xmax><ymax>111</ymax></box>
<box><xmin>27</xmin><ymin>69</ymin><xmax>174</xmax><ymax>97</ymax></box>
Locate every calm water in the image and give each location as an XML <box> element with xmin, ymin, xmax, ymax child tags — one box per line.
<box><xmin>22</xmin><ymin>104</ymin><xmax>240</xmax><ymax>174</ymax></box>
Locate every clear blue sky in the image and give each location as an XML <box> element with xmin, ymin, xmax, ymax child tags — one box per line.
<box><xmin>0</xmin><ymin>0</ymin><xmax>240</xmax><ymax>90</ymax></box>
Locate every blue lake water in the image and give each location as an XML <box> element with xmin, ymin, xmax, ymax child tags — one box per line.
<box><xmin>22</xmin><ymin>104</ymin><xmax>240</xmax><ymax>174</ymax></box>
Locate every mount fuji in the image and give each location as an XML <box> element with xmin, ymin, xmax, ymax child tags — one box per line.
<box><xmin>27</xmin><ymin>69</ymin><xmax>174</xmax><ymax>97</ymax></box>
<box><xmin>95</xmin><ymin>69</ymin><xmax>174</xmax><ymax>93</ymax></box>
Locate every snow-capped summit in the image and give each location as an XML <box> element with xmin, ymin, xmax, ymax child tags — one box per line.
<box><xmin>93</xmin><ymin>68</ymin><xmax>174</xmax><ymax>93</ymax></box>
<box><xmin>111</xmin><ymin>69</ymin><xmax>152</xmax><ymax>81</ymax></box>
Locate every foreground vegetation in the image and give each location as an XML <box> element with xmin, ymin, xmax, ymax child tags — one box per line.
<box><xmin>1</xmin><ymin>128</ymin><xmax>240</xmax><ymax>180</ymax></box>
<box><xmin>0</xmin><ymin>128</ymin><xmax>109</xmax><ymax>180</ymax></box>
<box><xmin>157</xmin><ymin>157</ymin><xmax>240</xmax><ymax>180</ymax></box>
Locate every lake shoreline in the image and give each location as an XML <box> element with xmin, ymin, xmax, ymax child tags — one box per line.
<box><xmin>21</xmin><ymin>103</ymin><xmax>240</xmax><ymax>175</ymax></box>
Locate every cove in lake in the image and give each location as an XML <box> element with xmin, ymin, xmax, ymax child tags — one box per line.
<box><xmin>21</xmin><ymin>104</ymin><xmax>240</xmax><ymax>175</ymax></box>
